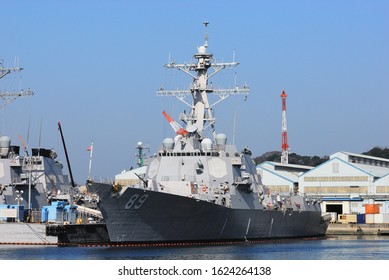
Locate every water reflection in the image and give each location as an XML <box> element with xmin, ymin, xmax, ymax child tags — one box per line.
<box><xmin>1</xmin><ymin>235</ymin><xmax>389</xmax><ymax>260</ymax></box>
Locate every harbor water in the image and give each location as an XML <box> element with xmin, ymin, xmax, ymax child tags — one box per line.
<box><xmin>1</xmin><ymin>235</ymin><xmax>389</xmax><ymax>260</ymax></box>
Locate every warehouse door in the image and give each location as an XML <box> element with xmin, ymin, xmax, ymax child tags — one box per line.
<box><xmin>326</xmin><ymin>204</ymin><xmax>343</xmax><ymax>215</ymax></box>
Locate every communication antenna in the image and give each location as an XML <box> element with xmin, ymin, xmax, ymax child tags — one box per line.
<box><xmin>135</xmin><ymin>141</ymin><xmax>149</xmax><ymax>167</ymax></box>
<box><xmin>203</xmin><ymin>21</ymin><xmax>209</xmax><ymax>48</ymax></box>
<box><xmin>280</xmin><ymin>90</ymin><xmax>289</xmax><ymax>164</ymax></box>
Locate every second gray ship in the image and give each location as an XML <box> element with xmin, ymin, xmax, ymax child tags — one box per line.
<box><xmin>88</xmin><ymin>23</ymin><xmax>330</xmax><ymax>244</ymax></box>
<box><xmin>0</xmin><ymin>60</ymin><xmax>72</xmax><ymax>212</ymax></box>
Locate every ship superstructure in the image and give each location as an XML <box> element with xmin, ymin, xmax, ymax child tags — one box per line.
<box><xmin>0</xmin><ymin>146</ymin><xmax>72</xmax><ymax>209</ymax></box>
<box><xmin>0</xmin><ymin>59</ymin><xmax>72</xmax><ymax>213</ymax></box>
<box><xmin>88</xmin><ymin>23</ymin><xmax>329</xmax><ymax>243</ymax></box>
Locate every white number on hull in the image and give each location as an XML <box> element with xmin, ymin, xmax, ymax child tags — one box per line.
<box><xmin>125</xmin><ymin>194</ymin><xmax>149</xmax><ymax>210</ymax></box>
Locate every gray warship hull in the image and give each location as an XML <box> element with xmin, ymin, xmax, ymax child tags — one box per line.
<box><xmin>89</xmin><ymin>183</ymin><xmax>328</xmax><ymax>243</ymax></box>
<box><xmin>86</xmin><ymin>24</ymin><xmax>330</xmax><ymax>245</ymax></box>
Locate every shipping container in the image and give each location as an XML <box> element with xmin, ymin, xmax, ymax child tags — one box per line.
<box><xmin>338</xmin><ymin>214</ymin><xmax>357</xmax><ymax>224</ymax></box>
<box><xmin>374</xmin><ymin>213</ymin><xmax>389</xmax><ymax>223</ymax></box>
<box><xmin>42</xmin><ymin>205</ymin><xmax>63</xmax><ymax>222</ymax></box>
<box><xmin>384</xmin><ymin>201</ymin><xmax>389</xmax><ymax>214</ymax></box>
<box><xmin>41</xmin><ymin>208</ymin><xmax>48</xmax><ymax>223</ymax></box>
<box><xmin>366</xmin><ymin>214</ymin><xmax>375</xmax><ymax>224</ymax></box>
<box><xmin>374</xmin><ymin>214</ymin><xmax>384</xmax><ymax>223</ymax></box>
<box><xmin>0</xmin><ymin>208</ymin><xmax>16</xmax><ymax>218</ymax></box>
<box><xmin>357</xmin><ymin>214</ymin><xmax>366</xmax><ymax>224</ymax></box>
<box><xmin>64</xmin><ymin>205</ymin><xmax>77</xmax><ymax>224</ymax></box>
<box><xmin>365</xmin><ymin>204</ymin><xmax>380</xmax><ymax>214</ymax></box>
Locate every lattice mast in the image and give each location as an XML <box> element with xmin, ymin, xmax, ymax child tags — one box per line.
<box><xmin>157</xmin><ymin>22</ymin><xmax>249</xmax><ymax>141</ymax></box>
<box><xmin>280</xmin><ymin>90</ymin><xmax>289</xmax><ymax>164</ymax></box>
<box><xmin>0</xmin><ymin>59</ymin><xmax>34</xmax><ymax>109</ymax></box>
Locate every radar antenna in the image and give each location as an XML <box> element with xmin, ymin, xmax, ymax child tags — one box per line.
<box><xmin>157</xmin><ymin>23</ymin><xmax>250</xmax><ymax>140</ymax></box>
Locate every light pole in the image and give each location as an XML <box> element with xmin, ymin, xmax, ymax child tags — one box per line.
<box><xmin>15</xmin><ymin>190</ymin><xmax>24</xmax><ymax>223</ymax></box>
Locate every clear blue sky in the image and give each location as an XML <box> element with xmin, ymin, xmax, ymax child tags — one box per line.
<box><xmin>1</xmin><ymin>0</ymin><xmax>388</xmax><ymax>184</ymax></box>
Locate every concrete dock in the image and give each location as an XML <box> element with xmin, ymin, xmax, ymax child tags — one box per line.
<box><xmin>0</xmin><ymin>223</ymin><xmax>58</xmax><ymax>244</ymax></box>
<box><xmin>327</xmin><ymin>223</ymin><xmax>389</xmax><ymax>235</ymax></box>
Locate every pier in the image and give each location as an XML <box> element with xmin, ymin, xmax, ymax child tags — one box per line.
<box><xmin>0</xmin><ymin>223</ymin><xmax>58</xmax><ymax>244</ymax></box>
<box><xmin>327</xmin><ymin>223</ymin><xmax>389</xmax><ymax>235</ymax></box>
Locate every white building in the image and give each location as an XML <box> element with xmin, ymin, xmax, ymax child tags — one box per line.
<box><xmin>115</xmin><ymin>166</ymin><xmax>147</xmax><ymax>186</ymax></box>
<box><xmin>299</xmin><ymin>151</ymin><xmax>389</xmax><ymax>215</ymax></box>
<box><xmin>257</xmin><ymin>161</ymin><xmax>313</xmax><ymax>194</ymax></box>
<box><xmin>374</xmin><ymin>173</ymin><xmax>389</xmax><ymax>214</ymax></box>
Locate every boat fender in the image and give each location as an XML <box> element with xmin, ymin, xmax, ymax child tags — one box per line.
<box><xmin>202</xmin><ymin>185</ymin><xmax>207</xmax><ymax>192</ymax></box>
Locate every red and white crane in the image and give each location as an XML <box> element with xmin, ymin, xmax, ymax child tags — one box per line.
<box><xmin>280</xmin><ymin>90</ymin><xmax>289</xmax><ymax>164</ymax></box>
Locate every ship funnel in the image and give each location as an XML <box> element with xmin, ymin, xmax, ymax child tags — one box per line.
<box><xmin>162</xmin><ymin>138</ymin><xmax>174</xmax><ymax>150</ymax></box>
<box><xmin>0</xmin><ymin>136</ymin><xmax>11</xmax><ymax>157</ymax></box>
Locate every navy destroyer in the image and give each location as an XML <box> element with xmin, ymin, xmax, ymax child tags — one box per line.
<box><xmin>0</xmin><ymin>59</ymin><xmax>72</xmax><ymax>217</ymax></box>
<box><xmin>88</xmin><ymin>23</ymin><xmax>330</xmax><ymax>244</ymax></box>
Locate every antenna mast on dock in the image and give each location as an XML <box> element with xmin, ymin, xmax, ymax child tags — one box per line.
<box><xmin>280</xmin><ymin>90</ymin><xmax>289</xmax><ymax>164</ymax></box>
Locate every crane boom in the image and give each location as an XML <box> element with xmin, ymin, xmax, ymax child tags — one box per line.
<box><xmin>162</xmin><ymin>110</ymin><xmax>188</xmax><ymax>136</ymax></box>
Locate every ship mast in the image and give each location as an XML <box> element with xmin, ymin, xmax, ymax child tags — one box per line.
<box><xmin>157</xmin><ymin>22</ymin><xmax>249</xmax><ymax>141</ymax></box>
<box><xmin>0</xmin><ymin>59</ymin><xmax>34</xmax><ymax>109</ymax></box>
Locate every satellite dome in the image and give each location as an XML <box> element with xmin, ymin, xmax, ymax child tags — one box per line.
<box><xmin>162</xmin><ymin>138</ymin><xmax>174</xmax><ymax>150</ymax></box>
<box><xmin>0</xmin><ymin>136</ymin><xmax>11</xmax><ymax>148</ymax></box>
<box><xmin>201</xmin><ymin>138</ymin><xmax>212</xmax><ymax>150</ymax></box>
<box><xmin>197</xmin><ymin>45</ymin><xmax>206</xmax><ymax>54</ymax></box>
<box><xmin>215</xmin><ymin>133</ymin><xmax>227</xmax><ymax>145</ymax></box>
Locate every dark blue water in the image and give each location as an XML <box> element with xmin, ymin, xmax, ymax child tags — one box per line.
<box><xmin>1</xmin><ymin>235</ymin><xmax>389</xmax><ymax>260</ymax></box>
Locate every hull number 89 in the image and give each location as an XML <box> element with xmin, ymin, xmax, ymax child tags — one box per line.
<box><xmin>125</xmin><ymin>194</ymin><xmax>149</xmax><ymax>210</ymax></box>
